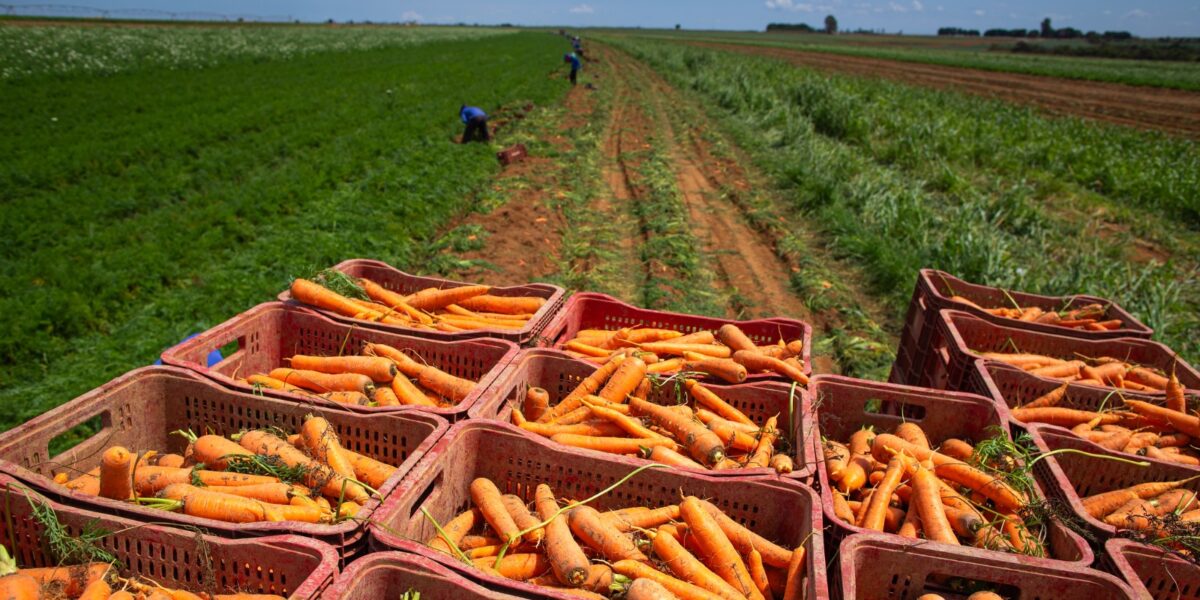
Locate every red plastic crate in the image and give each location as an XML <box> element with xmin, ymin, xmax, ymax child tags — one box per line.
<box><xmin>478</xmin><ymin>348</ymin><xmax>816</xmax><ymax>479</ymax></box>
<box><xmin>811</xmin><ymin>374</ymin><xmax>1093</xmax><ymax>565</ymax></box>
<box><xmin>890</xmin><ymin>269</ymin><xmax>1151</xmax><ymax>387</ymax></box>
<box><xmin>542</xmin><ymin>292</ymin><xmax>813</xmax><ymax>382</ymax></box>
<box><xmin>0</xmin><ymin>366</ymin><xmax>446</xmax><ymax>556</ymax></box>
<box><xmin>327</xmin><ymin>552</ymin><xmax>520</xmax><ymax>599</ymax></box>
<box><xmin>0</xmin><ymin>474</ymin><xmax>338</xmax><ymax>599</ymax></box>
<box><xmin>277</xmin><ymin>259</ymin><xmax>566</xmax><ymax>346</ymax></box>
<box><xmin>933</xmin><ymin>309</ymin><xmax>1199</xmax><ymax>394</ymax></box>
<box><xmin>838</xmin><ymin>533</ymin><xmax>1134</xmax><ymax>600</ymax></box>
<box><xmin>161</xmin><ymin>302</ymin><xmax>519</xmax><ymax>419</ymax></box>
<box><xmin>369</xmin><ymin>420</ymin><xmax>829</xmax><ymax>600</ymax></box>
<box><xmin>1102</xmin><ymin>538</ymin><xmax>1200</xmax><ymax>600</ymax></box>
<box><xmin>972</xmin><ymin>360</ymin><xmax>1200</xmax><ymax>459</ymax></box>
<box><xmin>1028</xmin><ymin>424</ymin><xmax>1200</xmax><ymax>540</ymax></box>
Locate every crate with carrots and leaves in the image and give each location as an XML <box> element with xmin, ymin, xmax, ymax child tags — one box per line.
<box><xmin>813</xmin><ymin>375</ymin><xmax>1094</xmax><ymax>565</ymax></box>
<box><xmin>0</xmin><ymin>366</ymin><xmax>445</xmax><ymax>555</ymax></box>
<box><xmin>279</xmin><ymin>259</ymin><xmax>565</xmax><ymax>345</ymax></box>
<box><xmin>0</xmin><ymin>474</ymin><xmax>337</xmax><ymax>599</ymax></box>
<box><xmin>480</xmin><ymin>348</ymin><xmax>813</xmax><ymax>477</ymax></box>
<box><xmin>161</xmin><ymin>302</ymin><xmax>518</xmax><ymax>418</ymax></box>
<box><xmin>369</xmin><ymin>420</ymin><xmax>828</xmax><ymax>600</ymax></box>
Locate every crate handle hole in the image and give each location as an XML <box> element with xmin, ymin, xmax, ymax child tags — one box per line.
<box><xmin>409</xmin><ymin>471</ymin><xmax>444</xmax><ymax>519</ymax></box>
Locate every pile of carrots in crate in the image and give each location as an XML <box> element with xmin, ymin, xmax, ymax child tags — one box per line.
<box><xmin>1082</xmin><ymin>478</ymin><xmax>1199</xmax><ymax>545</ymax></box>
<box><xmin>979</xmin><ymin>351</ymin><xmax>1175</xmax><ymax>394</ymax></box>
<box><xmin>428</xmin><ymin>477</ymin><xmax>807</xmax><ymax>599</ymax></box>
<box><xmin>824</xmin><ymin>424</ymin><xmax>1043</xmax><ymax>555</ymax></box>
<box><xmin>241</xmin><ymin>343</ymin><xmax>477</xmax><ymax>407</ymax></box>
<box><xmin>1009</xmin><ymin>377</ymin><xmax>1200</xmax><ymax>465</ymax></box>
<box><xmin>0</xmin><ymin>554</ymin><xmax>279</xmax><ymax>600</ymax></box>
<box><xmin>52</xmin><ymin>416</ymin><xmax>395</xmax><ymax>524</ymax></box>
<box><xmin>952</xmin><ymin>296</ymin><xmax>1122</xmax><ymax>332</ymax></box>
<box><xmin>561</xmin><ymin>324</ymin><xmax>807</xmax><ymax>385</ymax></box>
<box><xmin>291</xmin><ymin>276</ymin><xmax>546</xmax><ymax>333</ymax></box>
<box><xmin>513</xmin><ymin>350</ymin><xmax>796</xmax><ymax>473</ymax></box>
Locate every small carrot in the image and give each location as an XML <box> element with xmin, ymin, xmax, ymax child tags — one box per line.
<box><xmin>938</xmin><ymin>438</ymin><xmax>974</xmax><ymax>461</ymax></box>
<box><xmin>458</xmin><ymin>294</ymin><xmax>545</xmax><ymax>315</ymax></box>
<box><xmin>1124</xmin><ymin>401</ymin><xmax>1200</xmax><ymax>437</ymax></box>
<box><xmin>686</xmin><ymin>358</ymin><xmax>748</xmax><ymax>384</ymax></box>
<box><xmin>550</xmin><ymin>434</ymin><xmax>675</xmax><ymax>455</ymax></box>
<box><xmin>1167</xmin><ymin>373</ymin><xmax>1188</xmax><ymax>413</ymax></box>
<box><xmin>245</xmin><ymin>374</ymin><xmax>310</xmax><ymax>394</ymax></box>
<box><xmin>76</xmin><ymin>578</ymin><xmax>112</xmax><ymax>600</ymax></box>
<box><xmin>0</xmin><ymin>573</ymin><xmax>39</xmax><ymax>600</ymax></box>
<box><xmin>707</xmin><ymin>417</ymin><xmax>758</xmax><ymax>452</ymax></box>
<box><xmin>301</xmin><ymin>416</ymin><xmax>356</xmax><ymax>480</ymax></box>
<box><xmin>1009</xmin><ymin>407</ymin><xmax>1122</xmax><ymax>428</ymax></box>
<box><xmin>732</xmin><ymin>351</ymin><xmax>808</xmax><ymax>385</ymax></box>
<box><xmin>291</xmin><ymin>278</ymin><xmax>381</xmax><ymax>320</ymax></box>
<box><xmin>685</xmin><ymin>380</ymin><xmax>754</xmax><ymax>426</ymax></box>
<box><xmin>289</xmin><ymin>355</ymin><xmax>397</xmax><ymax>383</ymax></box>
<box><xmin>626</xmin><ymin>578</ymin><xmax>683</xmax><ymax>600</ymax></box>
<box><xmin>745</xmin><ymin>416</ymin><xmax>778</xmax><ymax>469</ymax></box>
<box><xmin>1023</xmin><ymin>382</ymin><xmax>1069</xmax><ymax>409</ymax></box>
<box><xmin>358</xmin><ymin>278</ymin><xmax>432</xmax><ymax>323</ymax></box>
<box><xmin>525</xmin><ymin>387</ymin><xmax>551</xmax><ymax>421</ymax></box>
<box><xmin>500</xmin><ymin>494</ymin><xmax>545</xmax><ymax>544</ymax></box>
<box><xmin>781</xmin><ymin>543</ymin><xmax>806</xmax><ymax>600</ymax></box>
<box><xmin>373</xmin><ymin>387</ymin><xmax>400</xmax><ymax>406</ymax></box>
<box><xmin>18</xmin><ymin>563</ymin><xmax>110</xmax><ymax>598</ymax></box>
<box><xmin>746</xmin><ymin>549</ymin><xmax>773</xmax><ymax>600</ymax></box>
<box><xmin>862</xmin><ymin>456</ymin><xmax>905</xmax><ymax>532</ymax></box>
<box><xmin>582</xmin><ymin>398</ymin><xmax>672</xmax><ymax>445</ymax></box>
<box><xmin>642</xmin><ymin>445</ymin><xmax>705</xmax><ymax>469</ymax></box>
<box><xmin>568</xmin><ymin>505</ymin><xmax>648</xmax><ymax>562</ymax></box>
<box><xmin>681</xmin><ymin>497</ymin><xmax>761</xmax><ymax>599</ymax></box>
<box><xmin>612</xmin><ymin>560</ymin><xmax>725</xmax><ymax>600</ymax></box>
<box><xmin>98</xmin><ymin>446</ymin><xmax>135</xmax><ymax>501</ymax></box>
<box><xmin>770</xmin><ymin>454</ymin><xmax>794</xmax><ymax>474</ymax></box>
<box><xmin>715</xmin><ymin>324</ymin><xmax>758</xmax><ymax>352</ymax></box>
<box><xmin>540</xmin><ymin>354</ymin><xmax>629</xmax><ymax>423</ymax></box>
<box><xmin>470</xmin><ymin>478</ymin><xmax>522</xmax><ymax>544</ymax></box>
<box><xmin>912</xmin><ymin>467</ymin><xmax>958</xmax><ymax>545</ymax></box>
<box><xmin>534</xmin><ymin>484</ymin><xmax>591</xmax><ymax>587</ymax></box>
<box><xmin>650</xmin><ymin>526</ymin><xmax>745</xmax><ymax>600</ymax></box>
<box><xmin>894</xmin><ymin>422</ymin><xmax>931</xmax><ymax>451</ymax></box>
<box><xmin>406</xmin><ymin>285</ymin><xmax>490</xmax><ymax>311</ymax></box>
<box><xmin>631</xmin><ymin>398</ymin><xmax>725</xmax><ymax>465</ymax></box>
<box><xmin>428</xmin><ymin>508</ymin><xmax>479</xmax><ymax>555</ymax></box>
<box><xmin>604</xmin><ymin>505</ymin><xmax>682</xmax><ymax>532</ymax></box>
<box><xmin>472</xmin><ymin>553</ymin><xmax>550</xmax><ymax>580</ymax></box>
<box><xmin>268</xmin><ymin>368</ymin><xmax>373</xmax><ymax>395</ymax></box>
<box><xmin>639</xmin><ymin>342</ymin><xmax>731</xmax><ymax>358</ymax></box>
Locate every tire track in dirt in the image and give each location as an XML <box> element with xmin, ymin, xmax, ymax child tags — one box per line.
<box><xmin>690</xmin><ymin>41</ymin><xmax>1200</xmax><ymax>139</ymax></box>
<box><xmin>604</xmin><ymin>48</ymin><xmax>816</xmax><ymax>323</ymax></box>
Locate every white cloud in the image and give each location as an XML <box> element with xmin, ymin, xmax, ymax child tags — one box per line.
<box><xmin>974</xmin><ymin>9</ymin><xmax>985</xmax><ymax>16</ymax></box>
<box><xmin>569</xmin><ymin>4</ymin><xmax>594</xmax><ymax>14</ymax></box>
<box><xmin>912</xmin><ymin>0</ymin><xmax>924</xmax><ymax>11</ymax></box>
<box><xmin>1123</xmin><ymin>8</ymin><xmax>1149</xmax><ymax>18</ymax></box>
<box><xmin>888</xmin><ymin>1</ymin><xmax>908</xmax><ymax>12</ymax></box>
<box><xmin>401</xmin><ymin>10</ymin><xmax>421</xmax><ymax>21</ymax></box>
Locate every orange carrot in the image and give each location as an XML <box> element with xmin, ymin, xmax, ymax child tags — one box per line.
<box><xmin>472</xmin><ymin>554</ymin><xmax>550</xmax><ymax>580</ymax></box>
<box><xmin>912</xmin><ymin>467</ymin><xmax>958</xmax><ymax>545</ymax></box>
<box><xmin>1167</xmin><ymin>373</ymin><xmax>1188</xmax><ymax>413</ymax></box>
<box><xmin>626</xmin><ymin>578</ymin><xmax>685</xmax><ymax>600</ymax></box>
<box><xmin>389</xmin><ymin>372</ymin><xmax>436</xmax><ymax>406</ymax></box>
<box><xmin>605</xmin><ymin>505</ymin><xmax>682</xmax><ymax>532</ymax></box>
<box><xmin>583</xmin><ymin>399</ymin><xmax>676</xmax><ymax>446</ymax></box>
<box><xmin>470</xmin><ymin>478</ymin><xmax>522</xmax><ymax>544</ymax></box>
<box><xmin>613</xmin><ymin>560</ymin><xmax>725</xmax><ymax>600</ymax></box>
<box><xmin>98</xmin><ymin>446</ymin><xmax>135</xmax><ymax>501</ymax></box>
<box><xmin>187</xmin><ymin>434</ymin><xmax>253</xmax><ymax>470</ymax></box>
<box><xmin>681</xmin><ymin>497</ymin><xmax>762</xmax><ymax>600</ymax></box>
<box><xmin>525</xmin><ymin>387</ymin><xmax>551</xmax><ymax>421</ymax></box>
<box><xmin>550</xmin><ymin>434</ymin><xmax>674</xmax><ymax>455</ymax></box>
<box><xmin>631</xmin><ymin>398</ymin><xmax>725</xmax><ymax>465</ymax></box>
<box><xmin>289</xmin><ymin>355</ymin><xmax>396</xmax><ymax>383</ymax></box>
<box><xmin>568</xmin><ymin>505</ymin><xmax>648</xmax><ymax>562</ymax></box>
<box><xmin>1023</xmin><ymin>383</ymin><xmax>1069</xmax><ymax>409</ymax></box>
<box><xmin>132</xmin><ymin>467</ymin><xmax>277</xmax><ymax>496</ymax></box>
<box><xmin>18</xmin><ymin>563</ymin><xmax>109</xmax><ymax>598</ymax></box>
<box><xmin>732</xmin><ymin>351</ymin><xmax>808</xmax><ymax>385</ymax></box>
<box><xmin>158</xmin><ymin>483</ymin><xmax>274</xmax><ymax>522</ymax></box>
<box><xmin>643</xmin><ymin>445</ymin><xmax>706</xmax><ymax>469</ymax></box>
<box><xmin>291</xmin><ymin>278</ymin><xmax>378</xmax><ymax>319</ymax></box>
<box><xmin>596</xmin><ymin>356</ymin><xmax>648</xmax><ymax>403</ymax></box>
<box><xmin>686</xmin><ymin>358</ymin><xmax>748</xmax><ymax>384</ymax></box>
<box><xmin>268</xmin><ymin>368</ymin><xmax>373</xmax><ymax>395</ymax></box>
<box><xmin>939</xmin><ymin>439</ymin><xmax>974</xmax><ymax>461</ymax></box>
<box><xmin>1009</xmin><ymin>407</ymin><xmax>1122</xmax><ymax>428</ymax></box>
<box><xmin>373</xmin><ymin>387</ymin><xmax>400</xmax><ymax>406</ymax></box>
<box><xmin>685</xmin><ymin>380</ymin><xmax>754</xmax><ymax>426</ymax></box>
<box><xmin>747</xmin><ymin>550</ymin><xmax>773</xmax><ymax>600</ymax></box>
<box><xmin>245</xmin><ymin>374</ymin><xmax>310</xmax><ymax>394</ymax></box>
<box><xmin>872</xmin><ymin>434</ymin><xmax>1025</xmax><ymax>513</ymax></box>
<box><xmin>76</xmin><ymin>578</ymin><xmax>112</xmax><ymax>600</ymax></box>
<box><xmin>651</xmin><ymin>526</ymin><xmax>746</xmax><ymax>600</ymax></box>
<box><xmin>1124</xmin><ymin>401</ymin><xmax>1200</xmax><ymax>437</ymax></box>
<box><xmin>301</xmin><ymin>416</ymin><xmax>356</xmax><ymax>480</ymax></box>
<box><xmin>458</xmin><ymin>294</ymin><xmax>545</xmax><ymax>315</ymax></box>
<box><xmin>745</xmin><ymin>416</ymin><xmax>778</xmax><ymax>469</ymax></box>
<box><xmin>640</xmin><ymin>342</ymin><xmax>731</xmax><ymax>358</ymax></box>
<box><xmin>357</xmin><ymin>278</ymin><xmax>431</xmax><ymax>323</ymax></box>
<box><xmin>781</xmin><ymin>544</ymin><xmax>806</xmax><ymax>600</ymax></box>
<box><xmin>862</xmin><ymin>456</ymin><xmax>905</xmax><ymax>532</ymax></box>
<box><xmin>501</xmin><ymin>494</ymin><xmax>545</xmax><ymax>544</ymax></box>
<box><xmin>0</xmin><ymin>573</ymin><xmax>40</xmax><ymax>600</ymax></box>
<box><xmin>428</xmin><ymin>508</ymin><xmax>479</xmax><ymax>555</ymax></box>
<box><xmin>715</xmin><ymin>324</ymin><xmax>758</xmax><ymax>352</ymax></box>
<box><xmin>237</xmin><ymin>430</ymin><xmax>368</xmax><ymax>504</ymax></box>
<box><xmin>406</xmin><ymin>285</ymin><xmax>490</xmax><ymax>311</ymax></box>
<box><xmin>534</xmin><ymin>484</ymin><xmax>590</xmax><ymax>587</ymax></box>
<box><xmin>707</xmin><ymin>418</ymin><xmax>758</xmax><ymax>452</ymax></box>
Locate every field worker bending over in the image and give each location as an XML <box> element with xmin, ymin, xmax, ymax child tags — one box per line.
<box><xmin>564</xmin><ymin>52</ymin><xmax>581</xmax><ymax>86</ymax></box>
<box><xmin>459</xmin><ymin>105</ymin><xmax>490</xmax><ymax>143</ymax></box>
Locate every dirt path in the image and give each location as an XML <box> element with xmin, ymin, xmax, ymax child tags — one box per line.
<box><xmin>691</xmin><ymin>41</ymin><xmax>1200</xmax><ymax>139</ymax></box>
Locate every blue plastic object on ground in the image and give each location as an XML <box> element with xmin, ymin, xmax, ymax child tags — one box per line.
<box><xmin>154</xmin><ymin>333</ymin><xmax>222</xmax><ymax>367</ymax></box>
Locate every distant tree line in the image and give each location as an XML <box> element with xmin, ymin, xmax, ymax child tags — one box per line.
<box><xmin>938</xmin><ymin>18</ymin><xmax>1134</xmax><ymax>40</ymax></box>
<box><xmin>767</xmin><ymin>15</ymin><xmax>837</xmax><ymax>34</ymax></box>
<box><xmin>936</xmin><ymin>27</ymin><xmax>980</xmax><ymax>36</ymax></box>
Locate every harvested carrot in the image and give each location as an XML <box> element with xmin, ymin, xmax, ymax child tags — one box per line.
<box><xmin>686</xmin><ymin>358</ymin><xmax>747</xmax><ymax>384</ymax></box>
<box><xmin>268</xmin><ymin>368</ymin><xmax>373</xmax><ymax>395</ymax></box>
<box><xmin>98</xmin><ymin>446</ymin><xmax>135</xmax><ymax>501</ymax></box>
<box><xmin>715</xmin><ymin>324</ymin><xmax>758</xmax><ymax>353</ymax></box>
<box><xmin>642</xmin><ymin>446</ymin><xmax>705</xmax><ymax>469</ymax></box>
<box><xmin>630</xmin><ymin>398</ymin><xmax>725</xmax><ymax>465</ymax></box>
<box><xmin>732</xmin><ymin>351</ymin><xmax>808</xmax><ymax>385</ymax></box>
<box><xmin>525</xmin><ymin>387</ymin><xmax>551</xmax><ymax>421</ymax></box>
<box><xmin>912</xmin><ymin>467</ymin><xmax>957</xmax><ymax>545</ymax></box>
<box><xmin>473</xmin><ymin>554</ymin><xmax>550</xmax><ymax>581</ymax></box>
<box><xmin>650</xmin><ymin>527</ymin><xmax>744</xmax><ymax>600</ymax></box>
<box><xmin>429</xmin><ymin>508</ymin><xmax>479</xmax><ymax>555</ymax></box>
<box><xmin>238</xmin><ymin>430</ymin><xmax>369</xmax><ymax>504</ymax></box>
<box><xmin>680</xmin><ymin>497</ymin><xmax>761</xmax><ymax>600</ymax></box>
<box><xmin>534</xmin><ymin>484</ymin><xmax>590</xmax><ymax>587</ymax></box>
<box><xmin>745</xmin><ymin>416</ymin><xmax>778</xmax><ymax>469</ymax></box>
<box><xmin>685</xmin><ymin>380</ymin><xmax>754</xmax><ymax>426</ymax></box>
<box><xmin>569</xmin><ymin>505</ymin><xmax>648</xmax><ymax>562</ymax></box>
<box><xmin>289</xmin><ymin>355</ymin><xmax>396</xmax><ymax>383</ymax></box>
<box><xmin>626</xmin><ymin>578</ymin><xmax>682</xmax><ymax>600</ymax></box>
<box><xmin>301</xmin><ymin>416</ymin><xmax>356</xmax><ymax>480</ymax></box>
<box><xmin>613</xmin><ymin>560</ymin><xmax>725</xmax><ymax>600</ymax></box>
<box><xmin>471</xmin><ymin>478</ymin><xmax>522</xmax><ymax>544</ymax></box>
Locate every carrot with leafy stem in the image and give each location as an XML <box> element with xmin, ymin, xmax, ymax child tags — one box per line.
<box><xmin>236</xmin><ymin>430</ymin><xmax>369</xmax><ymax>504</ymax></box>
<box><xmin>471</xmin><ymin>478</ymin><xmax>523</xmax><ymax>545</ymax></box>
<box><xmin>569</xmin><ymin>505</ymin><xmax>649</xmax><ymax>563</ymax></box>
<box><xmin>534</xmin><ymin>484</ymin><xmax>591</xmax><ymax>587</ymax></box>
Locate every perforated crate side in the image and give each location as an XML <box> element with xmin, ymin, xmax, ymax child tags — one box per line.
<box><xmin>327</xmin><ymin>552</ymin><xmax>520</xmax><ymax>599</ymax></box>
<box><xmin>1102</xmin><ymin>538</ymin><xmax>1200</xmax><ymax>600</ymax></box>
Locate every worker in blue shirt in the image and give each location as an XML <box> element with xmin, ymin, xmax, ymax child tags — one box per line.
<box><xmin>564</xmin><ymin>53</ymin><xmax>581</xmax><ymax>86</ymax></box>
<box><xmin>572</xmin><ymin>36</ymin><xmax>585</xmax><ymax>58</ymax></box>
<box><xmin>459</xmin><ymin>105</ymin><xmax>489</xmax><ymax>143</ymax></box>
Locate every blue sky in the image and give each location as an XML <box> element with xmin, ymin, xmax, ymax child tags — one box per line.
<box><xmin>78</xmin><ymin>1</ymin><xmax>1199</xmax><ymax>36</ymax></box>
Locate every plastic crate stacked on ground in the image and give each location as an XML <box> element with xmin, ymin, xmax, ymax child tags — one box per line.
<box><xmin>838</xmin><ymin>533</ymin><xmax>1134</xmax><ymax>600</ymax></box>
<box><xmin>1102</xmin><ymin>538</ymin><xmax>1200</xmax><ymax>600</ymax></box>
<box><xmin>369</xmin><ymin>420</ymin><xmax>829</xmax><ymax>600</ymax></box>
<box><xmin>326</xmin><ymin>553</ymin><xmax>522</xmax><ymax>599</ymax></box>
<box><xmin>889</xmin><ymin>269</ymin><xmax>1152</xmax><ymax>387</ymax></box>
<box><xmin>277</xmin><ymin>259</ymin><xmax>567</xmax><ymax>346</ymax></box>
<box><xmin>161</xmin><ymin>302</ymin><xmax>519</xmax><ymax>420</ymax></box>
<box><xmin>0</xmin><ymin>474</ymin><xmax>338</xmax><ymax>599</ymax></box>
<box><xmin>932</xmin><ymin>309</ymin><xmax>1200</xmax><ymax>394</ymax></box>
<box><xmin>1027</xmin><ymin>424</ymin><xmax>1200</xmax><ymax>542</ymax></box>
<box><xmin>0</xmin><ymin>366</ymin><xmax>447</xmax><ymax>559</ymax></box>
<box><xmin>811</xmin><ymin>374</ymin><xmax>1093</xmax><ymax>565</ymax></box>
<box><xmin>971</xmin><ymin>360</ymin><xmax>1200</xmax><ymax>456</ymax></box>
<box><xmin>476</xmin><ymin>348</ymin><xmax>817</xmax><ymax>480</ymax></box>
<box><xmin>542</xmin><ymin>292</ymin><xmax>813</xmax><ymax>381</ymax></box>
